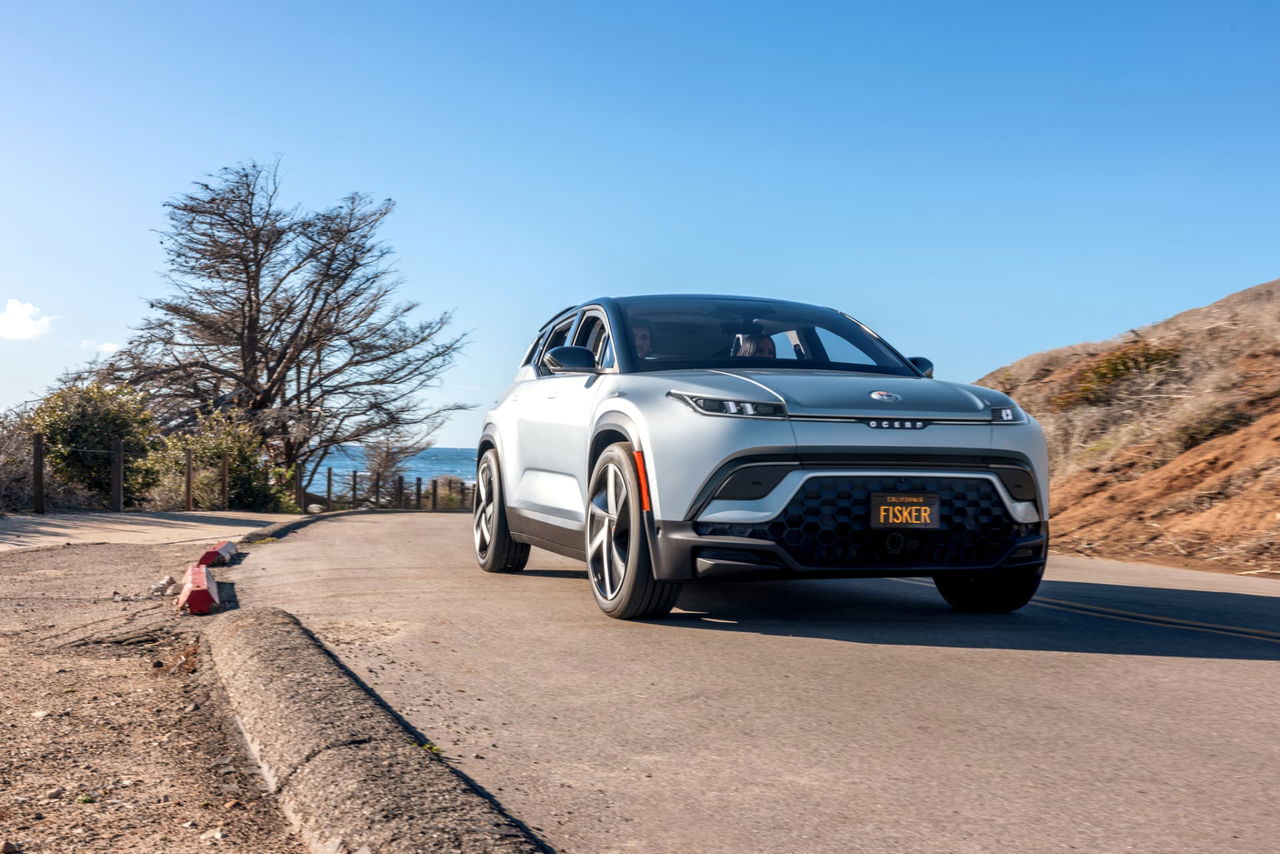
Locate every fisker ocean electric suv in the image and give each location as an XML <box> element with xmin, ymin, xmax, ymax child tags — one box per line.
<box><xmin>475</xmin><ymin>295</ymin><xmax>1049</xmax><ymax>619</ymax></box>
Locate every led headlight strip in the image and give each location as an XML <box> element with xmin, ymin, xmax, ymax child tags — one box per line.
<box><xmin>668</xmin><ymin>391</ymin><xmax>788</xmax><ymax>419</ymax></box>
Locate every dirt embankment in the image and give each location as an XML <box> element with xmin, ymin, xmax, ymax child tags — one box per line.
<box><xmin>980</xmin><ymin>277</ymin><xmax>1280</xmax><ymax>572</ymax></box>
<box><xmin>0</xmin><ymin>542</ymin><xmax>303</xmax><ymax>853</ymax></box>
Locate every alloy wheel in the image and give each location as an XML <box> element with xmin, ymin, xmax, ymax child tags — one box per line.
<box><xmin>473</xmin><ymin>461</ymin><xmax>496</xmax><ymax>558</ymax></box>
<box><xmin>587</xmin><ymin>463</ymin><xmax>631</xmax><ymax>601</ymax></box>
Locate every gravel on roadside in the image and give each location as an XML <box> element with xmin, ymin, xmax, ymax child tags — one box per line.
<box><xmin>0</xmin><ymin>542</ymin><xmax>303</xmax><ymax>854</ymax></box>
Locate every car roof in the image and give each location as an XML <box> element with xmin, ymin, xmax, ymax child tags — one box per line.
<box><xmin>608</xmin><ymin>293</ymin><xmax>829</xmax><ymax>308</ymax></box>
<box><xmin>536</xmin><ymin>294</ymin><xmax>840</xmax><ymax>332</ymax></box>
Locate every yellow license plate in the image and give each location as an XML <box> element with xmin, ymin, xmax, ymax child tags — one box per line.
<box><xmin>870</xmin><ymin>493</ymin><xmax>940</xmax><ymax>529</ymax></box>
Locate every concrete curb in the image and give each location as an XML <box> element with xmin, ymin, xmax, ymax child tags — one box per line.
<box><xmin>205</xmin><ymin>608</ymin><xmax>542</xmax><ymax>854</ymax></box>
<box><xmin>238</xmin><ymin>509</ymin><xmax>374</xmax><ymax>545</ymax></box>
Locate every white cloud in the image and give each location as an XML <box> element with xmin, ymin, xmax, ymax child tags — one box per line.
<box><xmin>0</xmin><ymin>299</ymin><xmax>54</xmax><ymax>340</ymax></box>
<box><xmin>80</xmin><ymin>339</ymin><xmax>120</xmax><ymax>354</ymax></box>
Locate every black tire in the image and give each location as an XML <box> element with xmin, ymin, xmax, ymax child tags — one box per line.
<box><xmin>932</xmin><ymin>563</ymin><xmax>1044</xmax><ymax>613</ymax></box>
<box><xmin>585</xmin><ymin>443</ymin><xmax>680</xmax><ymax>620</ymax></box>
<box><xmin>473</xmin><ymin>449</ymin><xmax>530</xmax><ymax>573</ymax></box>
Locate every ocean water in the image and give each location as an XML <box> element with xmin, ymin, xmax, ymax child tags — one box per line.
<box><xmin>320</xmin><ymin>446</ymin><xmax>478</xmax><ymax>484</ymax></box>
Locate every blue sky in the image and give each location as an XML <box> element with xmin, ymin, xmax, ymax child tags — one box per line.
<box><xmin>1</xmin><ymin>1</ymin><xmax>1277</xmax><ymax>447</ymax></box>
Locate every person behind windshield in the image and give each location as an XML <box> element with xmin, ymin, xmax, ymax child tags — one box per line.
<box><xmin>735</xmin><ymin>334</ymin><xmax>776</xmax><ymax>358</ymax></box>
<box><xmin>632</xmin><ymin>322</ymin><xmax>654</xmax><ymax>358</ymax></box>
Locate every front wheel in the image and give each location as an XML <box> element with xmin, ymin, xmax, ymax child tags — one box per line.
<box><xmin>585</xmin><ymin>443</ymin><xmax>680</xmax><ymax>620</ymax></box>
<box><xmin>473</xmin><ymin>449</ymin><xmax>530</xmax><ymax>573</ymax></box>
<box><xmin>932</xmin><ymin>563</ymin><xmax>1044</xmax><ymax>613</ymax></box>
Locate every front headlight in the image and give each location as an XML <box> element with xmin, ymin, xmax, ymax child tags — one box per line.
<box><xmin>668</xmin><ymin>391</ymin><xmax>788</xmax><ymax>419</ymax></box>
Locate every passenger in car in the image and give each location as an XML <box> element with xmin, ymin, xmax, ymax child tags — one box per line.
<box><xmin>734</xmin><ymin>334</ymin><xmax>776</xmax><ymax>358</ymax></box>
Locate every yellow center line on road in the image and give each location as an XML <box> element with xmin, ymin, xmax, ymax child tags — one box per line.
<box><xmin>891</xmin><ymin>578</ymin><xmax>1280</xmax><ymax>644</ymax></box>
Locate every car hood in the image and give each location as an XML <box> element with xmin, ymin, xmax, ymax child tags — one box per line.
<box><xmin>704</xmin><ymin>369</ymin><xmax>995</xmax><ymax>419</ymax></box>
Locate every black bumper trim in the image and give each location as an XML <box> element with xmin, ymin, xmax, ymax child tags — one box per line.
<box><xmin>651</xmin><ymin>520</ymin><xmax>1049</xmax><ymax>582</ymax></box>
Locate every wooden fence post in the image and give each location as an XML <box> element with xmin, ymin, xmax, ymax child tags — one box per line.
<box><xmin>415</xmin><ymin>477</ymin><xmax>422</xmax><ymax>510</ymax></box>
<box><xmin>431</xmin><ymin>477</ymin><xmax>439</xmax><ymax>511</ymax></box>
<box><xmin>220</xmin><ymin>455</ymin><xmax>230</xmax><ymax>510</ymax></box>
<box><xmin>32</xmin><ymin>432</ymin><xmax>45</xmax><ymax>514</ymax></box>
<box><xmin>184</xmin><ymin>448</ymin><xmax>194</xmax><ymax>511</ymax></box>
<box><xmin>396</xmin><ymin>475</ymin><xmax>405</xmax><ymax>509</ymax></box>
<box><xmin>326</xmin><ymin>467</ymin><xmax>333</xmax><ymax>511</ymax></box>
<box><xmin>352</xmin><ymin>470</ymin><xmax>359</xmax><ymax>507</ymax></box>
<box><xmin>110</xmin><ymin>439</ymin><xmax>124</xmax><ymax>512</ymax></box>
<box><xmin>294</xmin><ymin>466</ymin><xmax>304</xmax><ymax>512</ymax></box>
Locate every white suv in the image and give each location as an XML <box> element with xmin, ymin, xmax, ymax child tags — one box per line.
<box><xmin>475</xmin><ymin>295</ymin><xmax>1049</xmax><ymax>620</ymax></box>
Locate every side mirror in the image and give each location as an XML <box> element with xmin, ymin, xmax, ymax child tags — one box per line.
<box><xmin>543</xmin><ymin>345</ymin><xmax>599</xmax><ymax>374</ymax></box>
<box><xmin>909</xmin><ymin>356</ymin><xmax>934</xmax><ymax>378</ymax></box>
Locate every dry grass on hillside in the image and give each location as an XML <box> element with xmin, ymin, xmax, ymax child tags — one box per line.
<box><xmin>979</xmin><ymin>278</ymin><xmax>1280</xmax><ymax>571</ymax></box>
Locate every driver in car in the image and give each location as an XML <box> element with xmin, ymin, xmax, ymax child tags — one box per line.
<box><xmin>632</xmin><ymin>322</ymin><xmax>654</xmax><ymax>358</ymax></box>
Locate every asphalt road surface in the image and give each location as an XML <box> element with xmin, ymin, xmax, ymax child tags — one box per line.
<box><xmin>234</xmin><ymin>513</ymin><xmax>1280</xmax><ymax>854</ymax></box>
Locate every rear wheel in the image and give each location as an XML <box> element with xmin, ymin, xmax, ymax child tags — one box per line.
<box><xmin>585</xmin><ymin>443</ymin><xmax>680</xmax><ymax>620</ymax></box>
<box><xmin>932</xmin><ymin>563</ymin><xmax>1044</xmax><ymax>613</ymax></box>
<box><xmin>473</xmin><ymin>449</ymin><xmax>530</xmax><ymax>573</ymax></box>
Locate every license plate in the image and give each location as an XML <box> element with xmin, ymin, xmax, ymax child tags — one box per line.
<box><xmin>870</xmin><ymin>492</ymin><xmax>940</xmax><ymax>529</ymax></box>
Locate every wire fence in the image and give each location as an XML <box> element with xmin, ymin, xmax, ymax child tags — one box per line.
<box><xmin>302</xmin><ymin>468</ymin><xmax>474</xmax><ymax>513</ymax></box>
<box><xmin>23</xmin><ymin>433</ymin><xmax>475</xmax><ymax>515</ymax></box>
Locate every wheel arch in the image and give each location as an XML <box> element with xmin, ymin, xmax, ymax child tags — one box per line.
<box><xmin>589</xmin><ymin>412</ymin><xmax>641</xmax><ymax>473</ymax></box>
<box><xmin>477</xmin><ymin>427</ymin><xmax>505</xmax><ymax>490</ymax></box>
<box><xmin>477</xmin><ymin>424</ymin><xmax>503</xmax><ymax>460</ymax></box>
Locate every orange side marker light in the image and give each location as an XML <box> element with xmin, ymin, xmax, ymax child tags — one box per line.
<box><xmin>633</xmin><ymin>450</ymin><xmax>652</xmax><ymax>512</ymax></box>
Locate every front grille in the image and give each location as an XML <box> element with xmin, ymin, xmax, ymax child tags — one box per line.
<box><xmin>693</xmin><ymin>475</ymin><xmax>1037</xmax><ymax>569</ymax></box>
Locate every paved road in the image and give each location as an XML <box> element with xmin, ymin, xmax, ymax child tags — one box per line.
<box><xmin>234</xmin><ymin>513</ymin><xmax>1280</xmax><ymax>854</ymax></box>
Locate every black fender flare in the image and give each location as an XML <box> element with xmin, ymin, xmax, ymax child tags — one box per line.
<box><xmin>591</xmin><ymin>411</ymin><xmax>643</xmax><ymax>457</ymax></box>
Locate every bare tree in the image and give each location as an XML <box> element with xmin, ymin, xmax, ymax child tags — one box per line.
<box><xmin>361</xmin><ymin>432</ymin><xmax>434</xmax><ymax>506</ymax></box>
<box><xmin>84</xmin><ymin>160</ymin><xmax>467</xmax><ymax>482</ymax></box>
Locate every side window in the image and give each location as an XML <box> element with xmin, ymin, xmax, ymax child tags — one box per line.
<box><xmin>597</xmin><ymin>336</ymin><xmax>615</xmax><ymax>370</ymax></box>
<box><xmin>575</xmin><ymin>314</ymin><xmax>615</xmax><ymax>369</ymax></box>
<box><xmin>537</xmin><ymin>315</ymin><xmax>577</xmax><ymax>374</ymax></box>
<box><xmin>769</xmin><ymin>331</ymin><xmax>798</xmax><ymax>360</ymax></box>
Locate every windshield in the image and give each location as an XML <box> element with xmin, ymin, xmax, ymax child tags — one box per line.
<box><xmin>619</xmin><ymin>297</ymin><xmax>917</xmax><ymax>375</ymax></box>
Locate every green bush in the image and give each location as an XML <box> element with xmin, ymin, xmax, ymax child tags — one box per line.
<box><xmin>144</xmin><ymin>411</ymin><xmax>292</xmax><ymax>511</ymax></box>
<box><xmin>30</xmin><ymin>384</ymin><xmax>159</xmax><ymax>506</ymax></box>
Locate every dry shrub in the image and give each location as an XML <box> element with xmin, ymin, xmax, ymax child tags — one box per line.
<box><xmin>1171</xmin><ymin>408</ymin><xmax>1256</xmax><ymax>452</ymax></box>
<box><xmin>981</xmin><ymin>279</ymin><xmax>1280</xmax><ymax>484</ymax></box>
<box><xmin>0</xmin><ymin>405</ymin><xmax>101</xmax><ymax>513</ymax></box>
<box><xmin>1048</xmin><ymin>339</ymin><xmax>1181</xmax><ymax>410</ymax></box>
<box><xmin>145</xmin><ymin>467</ymin><xmax>228</xmax><ymax>511</ymax></box>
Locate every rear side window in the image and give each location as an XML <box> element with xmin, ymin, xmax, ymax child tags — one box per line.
<box><xmin>520</xmin><ymin>332</ymin><xmax>544</xmax><ymax>366</ymax></box>
<box><xmin>543</xmin><ymin>318</ymin><xmax>574</xmax><ymax>352</ymax></box>
<box><xmin>535</xmin><ymin>315</ymin><xmax>577</xmax><ymax>373</ymax></box>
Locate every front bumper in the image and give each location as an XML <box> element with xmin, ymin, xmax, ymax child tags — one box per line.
<box><xmin>650</xmin><ymin>467</ymin><xmax>1048</xmax><ymax>582</ymax></box>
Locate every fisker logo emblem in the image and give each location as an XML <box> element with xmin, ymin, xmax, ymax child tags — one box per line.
<box><xmin>870</xmin><ymin>391</ymin><xmax>901</xmax><ymax>402</ymax></box>
<box><xmin>868</xmin><ymin>420</ymin><xmax>928</xmax><ymax>429</ymax></box>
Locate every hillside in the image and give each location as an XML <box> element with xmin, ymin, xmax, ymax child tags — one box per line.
<box><xmin>979</xmin><ymin>278</ymin><xmax>1280</xmax><ymax>572</ymax></box>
